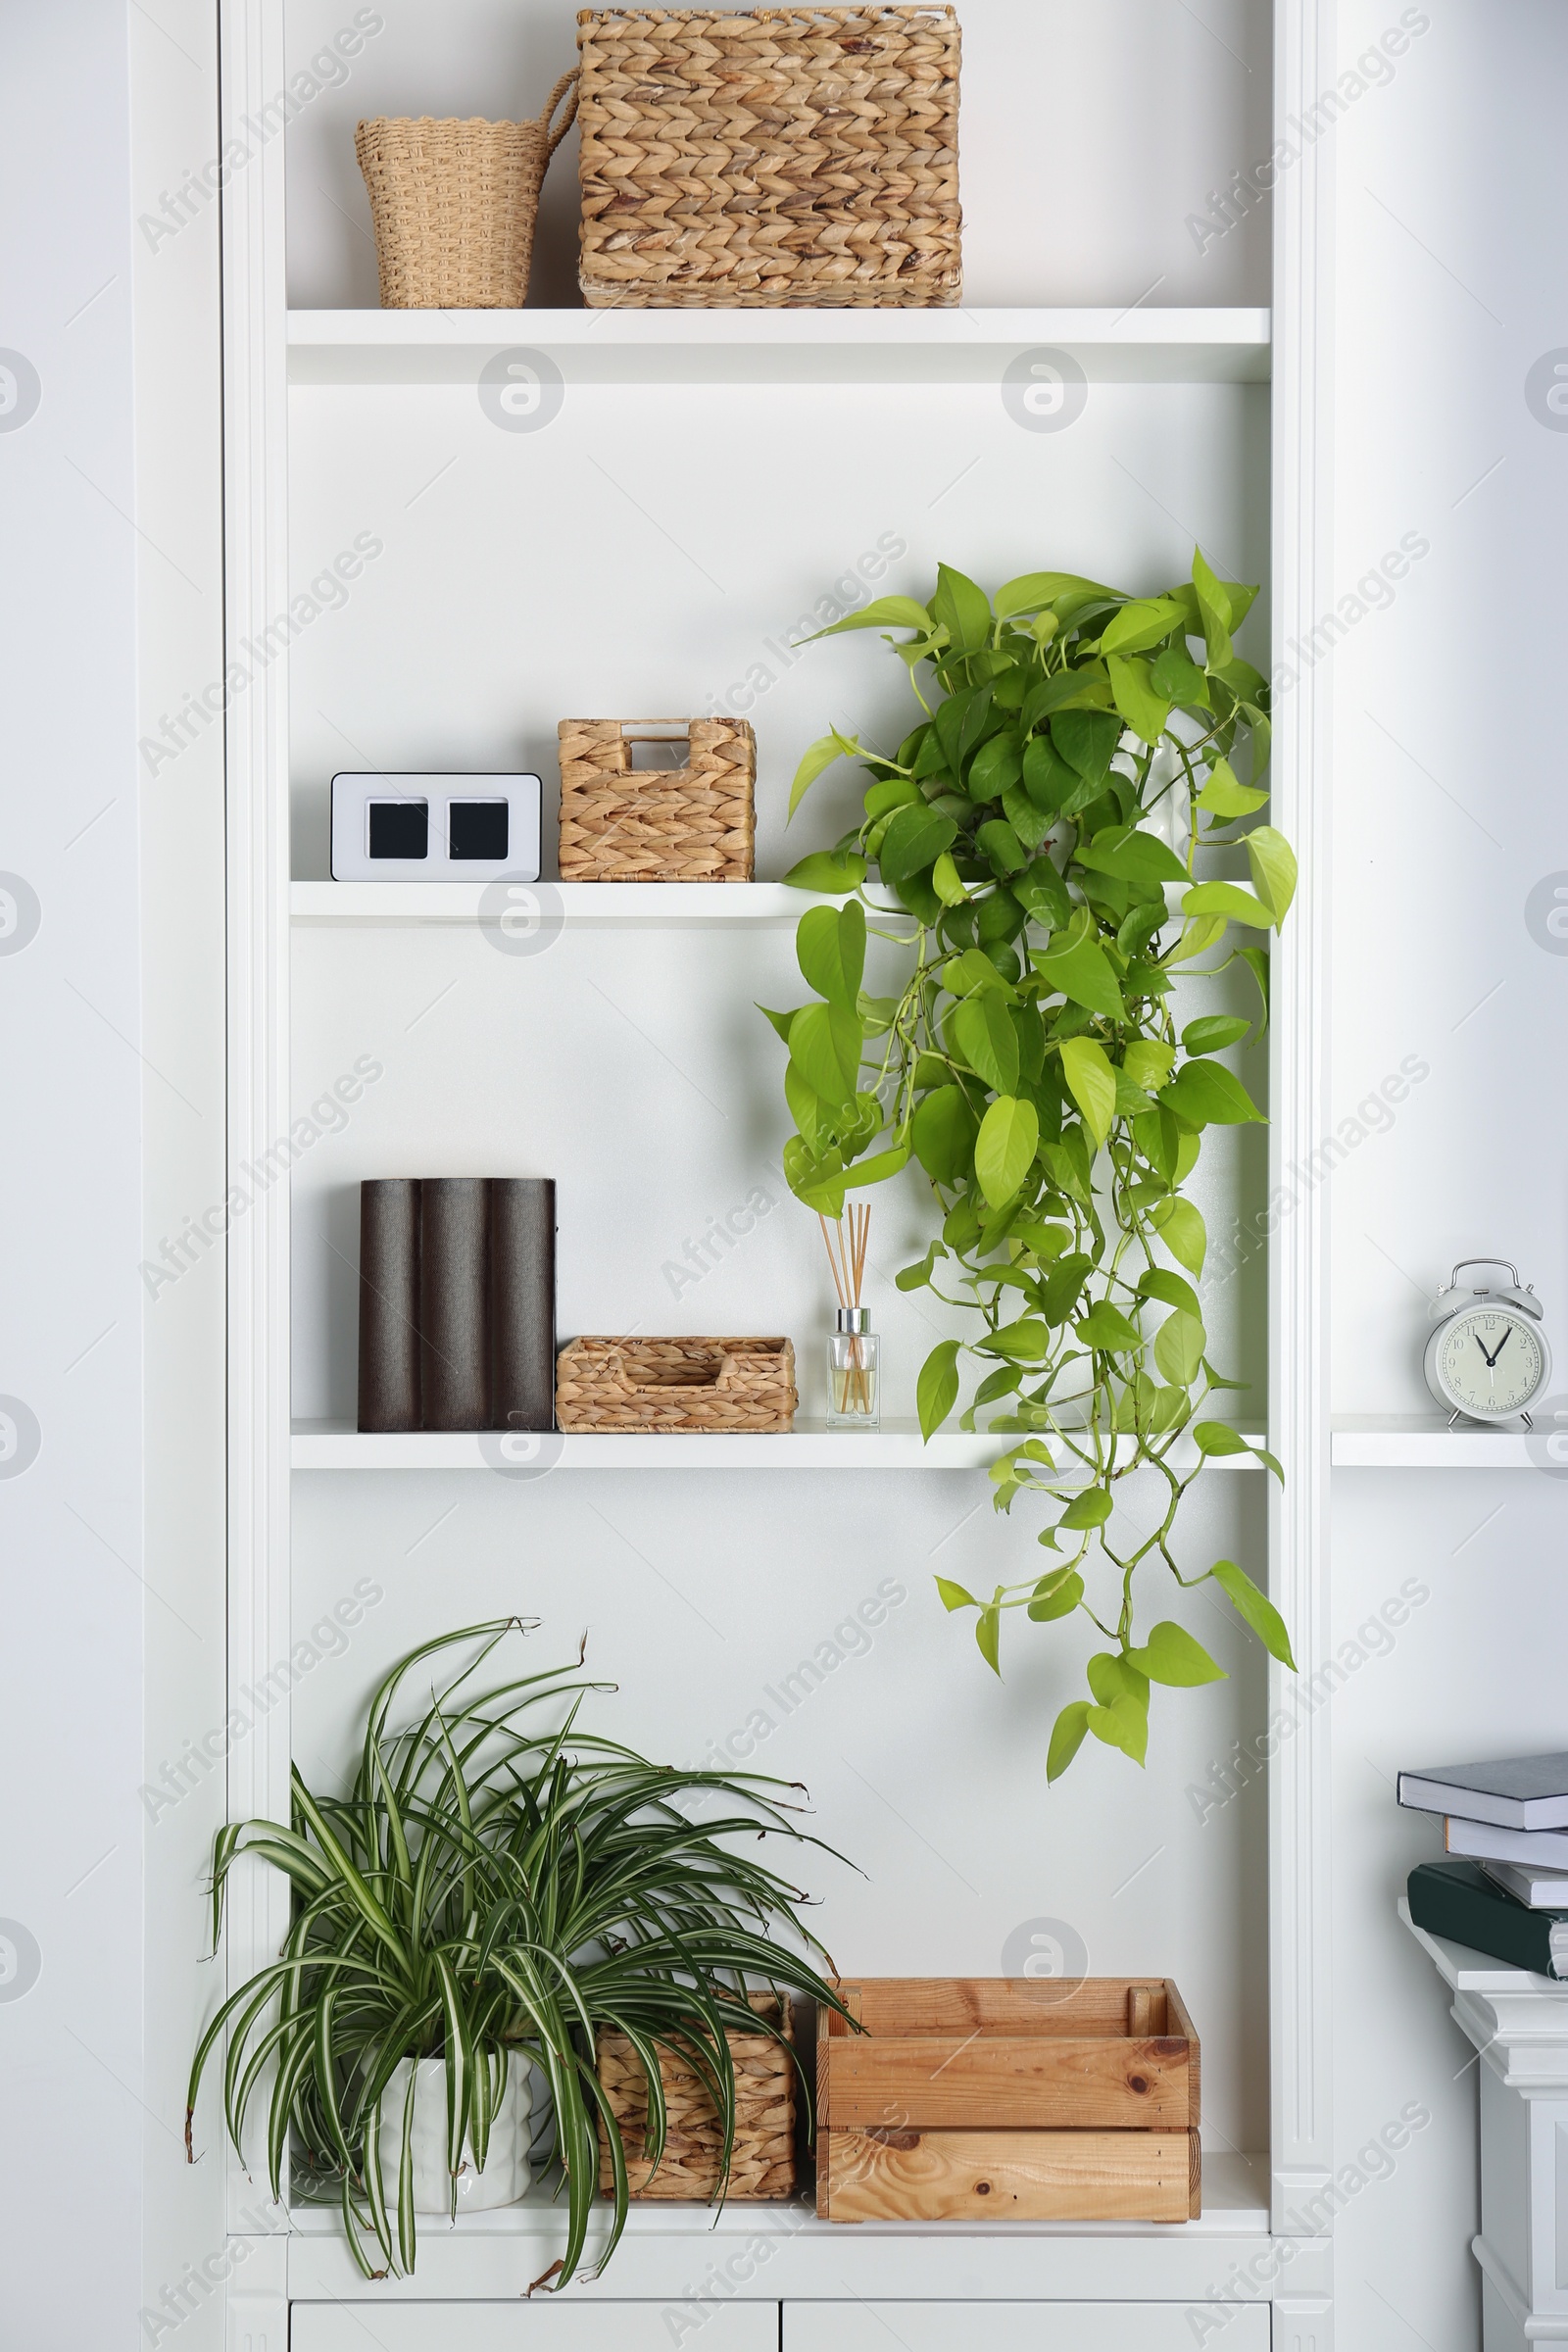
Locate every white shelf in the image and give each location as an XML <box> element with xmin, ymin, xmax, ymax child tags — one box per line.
<box><xmin>292</xmin><ymin>1418</ymin><xmax>1268</xmax><ymax>1473</ymax></box>
<box><xmin>290</xmin><ymin>880</ymin><xmax>833</xmax><ymax>928</ymax></box>
<box><xmin>283</xmin><ymin>2152</ymin><xmax>1278</xmax><ymax>2305</ymax></box>
<box><xmin>287</xmin><ymin>306</ymin><xmax>1272</xmax><ymax>386</ymax></box>
<box><xmin>1332</xmin><ymin>1415</ymin><xmax>1544</xmax><ymax>1469</ymax></box>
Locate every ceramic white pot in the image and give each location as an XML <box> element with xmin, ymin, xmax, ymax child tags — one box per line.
<box><xmin>376</xmin><ymin>2052</ymin><xmax>532</xmax><ymax>2213</ymax></box>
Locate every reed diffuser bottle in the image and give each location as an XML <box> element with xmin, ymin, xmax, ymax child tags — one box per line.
<box><xmin>820</xmin><ymin>1205</ymin><xmax>879</xmax><ymax>1430</ymax></box>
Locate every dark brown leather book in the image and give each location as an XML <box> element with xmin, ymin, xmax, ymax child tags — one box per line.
<box><xmin>418</xmin><ymin>1178</ymin><xmax>491</xmax><ymax>1430</ymax></box>
<box><xmin>357</xmin><ymin>1179</ymin><xmax>420</xmax><ymax>1432</ymax></box>
<box><xmin>490</xmin><ymin>1178</ymin><xmax>557</xmax><ymax>1431</ymax></box>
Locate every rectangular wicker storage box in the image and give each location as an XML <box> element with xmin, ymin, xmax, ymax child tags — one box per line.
<box><xmin>557</xmin><ymin>719</ymin><xmax>755</xmax><ymax>882</ymax></box>
<box><xmin>575</xmin><ymin>7</ymin><xmax>961</xmax><ymax>309</ymax></box>
<box><xmin>556</xmin><ymin>1337</ymin><xmax>797</xmax><ymax>1433</ymax></box>
<box><xmin>597</xmin><ymin>1995</ymin><xmax>798</xmax><ymax>2198</ymax></box>
<box><xmin>817</xmin><ymin>1977</ymin><xmax>1200</xmax><ymax>2223</ymax></box>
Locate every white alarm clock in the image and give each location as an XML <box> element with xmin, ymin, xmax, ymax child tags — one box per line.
<box><xmin>1423</xmin><ymin>1258</ymin><xmax>1551</xmax><ymax>1427</ymax></box>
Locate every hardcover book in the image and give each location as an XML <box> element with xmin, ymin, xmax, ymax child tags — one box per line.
<box><xmin>1397</xmin><ymin>1752</ymin><xmax>1568</xmax><ymax>1830</ymax></box>
<box><xmin>1407</xmin><ymin>1858</ymin><xmax>1568</xmax><ymax>1981</ymax></box>
<box><xmin>1443</xmin><ymin>1816</ymin><xmax>1568</xmax><ymax>1870</ymax></box>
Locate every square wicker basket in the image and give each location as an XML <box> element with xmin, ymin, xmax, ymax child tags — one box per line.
<box><xmin>557</xmin><ymin>719</ymin><xmax>755</xmax><ymax>882</ymax></box>
<box><xmin>575</xmin><ymin>7</ymin><xmax>961</xmax><ymax>309</ymax></box>
<box><xmin>597</xmin><ymin>1995</ymin><xmax>798</xmax><ymax>2199</ymax></box>
<box><xmin>556</xmin><ymin>1337</ymin><xmax>798</xmax><ymax>1433</ymax></box>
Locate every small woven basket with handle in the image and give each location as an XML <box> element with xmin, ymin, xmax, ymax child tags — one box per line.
<box><xmin>556</xmin><ymin>1337</ymin><xmax>797</xmax><ymax>1434</ymax></box>
<box><xmin>356</xmin><ymin>71</ymin><xmax>579</xmax><ymax>310</ymax></box>
<box><xmin>557</xmin><ymin>719</ymin><xmax>755</xmax><ymax>882</ymax></box>
<box><xmin>597</xmin><ymin>1994</ymin><xmax>798</xmax><ymax>2199</ymax></box>
<box><xmin>575</xmin><ymin>6</ymin><xmax>961</xmax><ymax>308</ymax></box>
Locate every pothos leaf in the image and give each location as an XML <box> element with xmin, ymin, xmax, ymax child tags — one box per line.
<box><xmin>789</xmin><ymin>729</ymin><xmax>862</xmax><ymax>819</ymax></box>
<box><xmin>1047</xmin><ymin>1701</ymin><xmax>1092</xmax><ymax>1781</ymax></box>
<box><xmin>935</xmin><ymin>1576</ymin><xmax>978</xmax><ymax>1612</ymax></box>
<box><xmin>1210</xmin><ymin>1559</ymin><xmax>1297</xmax><ymax>1668</ymax></box>
<box><xmin>1057</xmin><ymin>1036</ymin><xmax>1117</xmax><ymax>1147</ymax></box>
<box><xmin>975</xmin><ymin>1605</ymin><xmax>1003</xmax><ymax>1676</ymax></box>
<box><xmin>917</xmin><ymin>1340</ymin><xmax>961</xmax><ymax>1441</ymax></box>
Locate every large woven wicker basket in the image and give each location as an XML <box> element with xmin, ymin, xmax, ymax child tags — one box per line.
<box><xmin>556</xmin><ymin>1337</ymin><xmax>797</xmax><ymax>1433</ymax></box>
<box><xmin>597</xmin><ymin>1995</ymin><xmax>798</xmax><ymax>2199</ymax></box>
<box><xmin>575</xmin><ymin>7</ymin><xmax>961</xmax><ymax>309</ymax></box>
<box><xmin>356</xmin><ymin>72</ymin><xmax>578</xmax><ymax>310</ymax></box>
<box><xmin>557</xmin><ymin>720</ymin><xmax>755</xmax><ymax>882</ymax></box>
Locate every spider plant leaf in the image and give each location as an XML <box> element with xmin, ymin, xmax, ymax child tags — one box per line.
<box><xmin>363</xmin><ymin>2091</ymin><xmax>394</xmax><ymax>2274</ymax></box>
<box><xmin>396</xmin><ymin>2061</ymin><xmax>418</xmax><ymax>2277</ymax></box>
<box><xmin>289</xmin><ymin>1774</ymin><xmax>408</xmax><ymax>1972</ymax></box>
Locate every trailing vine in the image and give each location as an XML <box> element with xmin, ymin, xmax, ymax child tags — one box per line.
<box><xmin>762</xmin><ymin>558</ymin><xmax>1297</xmax><ymax>1779</ymax></box>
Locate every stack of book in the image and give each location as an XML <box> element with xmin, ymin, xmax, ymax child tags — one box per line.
<box><xmin>1399</xmin><ymin>1751</ymin><xmax>1568</xmax><ymax>1981</ymax></box>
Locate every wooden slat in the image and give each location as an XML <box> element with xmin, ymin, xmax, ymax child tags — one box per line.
<box><xmin>1164</xmin><ymin>1980</ymin><xmax>1200</xmax><ymax>2129</ymax></box>
<box><xmin>1126</xmin><ymin>1985</ymin><xmax>1152</xmax><ymax>2038</ymax></box>
<box><xmin>1188</xmin><ymin>2126</ymin><xmax>1202</xmax><ymax>2220</ymax></box>
<box><xmin>822</xmin><ymin>2034</ymin><xmax>1192</xmax><ymax>2129</ymax></box>
<box><xmin>825</xmin><ymin>1977</ymin><xmax>1171</xmax><ymax>2036</ymax></box>
<box><xmin>821</xmin><ymin>2128</ymin><xmax>1194</xmax><ymax>2223</ymax></box>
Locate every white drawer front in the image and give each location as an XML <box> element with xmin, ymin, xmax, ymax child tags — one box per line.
<box><xmin>782</xmin><ymin>2302</ymin><xmax>1269</xmax><ymax>2352</ymax></box>
<box><xmin>291</xmin><ymin>2302</ymin><xmax>778</xmax><ymax>2352</ymax></box>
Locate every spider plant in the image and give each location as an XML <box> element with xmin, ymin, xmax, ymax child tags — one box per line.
<box><xmin>186</xmin><ymin>1619</ymin><xmax>854</xmax><ymax>2284</ymax></box>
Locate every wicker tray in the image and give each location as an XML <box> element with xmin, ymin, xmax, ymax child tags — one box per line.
<box><xmin>356</xmin><ymin>74</ymin><xmax>578</xmax><ymax>310</ymax></box>
<box><xmin>557</xmin><ymin>720</ymin><xmax>755</xmax><ymax>882</ymax></box>
<box><xmin>575</xmin><ymin>7</ymin><xmax>961</xmax><ymax>309</ymax></box>
<box><xmin>556</xmin><ymin>1337</ymin><xmax>797</xmax><ymax>1433</ymax></box>
<box><xmin>598</xmin><ymin>1996</ymin><xmax>797</xmax><ymax>2199</ymax></box>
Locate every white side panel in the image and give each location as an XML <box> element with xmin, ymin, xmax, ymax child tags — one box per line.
<box><xmin>133</xmin><ymin>0</ymin><xmax>232</xmax><ymax>2336</ymax></box>
<box><xmin>220</xmin><ymin>0</ymin><xmax>295</xmax><ymax>2223</ymax></box>
<box><xmin>1268</xmin><ymin>0</ymin><xmax>1335</xmax><ymax>2246</ymax></box>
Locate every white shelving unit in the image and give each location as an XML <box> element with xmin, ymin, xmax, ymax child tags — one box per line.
<box><xmin>287</xmin><ymin>304</ymin><xmax>1273</xmax><ymax>384</ymax></box>
<box><xmin>220</xmin><ymin>6</ymin><xmax>1333</xmax><ymax>2348</ymax></box>
<box><xmin>292</xmin><ymin>1418</ymin><xmax>1270</xmax><ymax>1471</ymax></box>
<box><xmin>1332</xmin><ymin>1417</ymin><xmax>1547</xmax><ymax>1470</ymax></box>
<box><xmin>291</xmin><ymin>880</ymin><xmax>834</xmax><ymax>927</ymax></box>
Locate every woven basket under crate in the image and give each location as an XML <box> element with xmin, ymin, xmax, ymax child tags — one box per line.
<box><xmin>598</xmin><ymin>1996</ymin><xmax>798</xmax><ymax>2199</ymax></box>
<box><xmin>575</xmin><ymin>7</ymin><xmax>961</xmax><ymax>309</ymax></box>
<box><xmin>557</xmin><ymin>720</ymin><xmax>755</xmax><ymax>883</ymax></box>
<box><xmin>355</xmin><ymin>73</ymin><xmax>578</xmax><ymax>310</ymax></box>
<box><xmin>556</xmin><ymin>1338</ymin><xmax>797</xmax><ymax>1434</ymax></box>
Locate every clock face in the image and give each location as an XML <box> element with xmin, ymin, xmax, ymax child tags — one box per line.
<box><xmin>1436</xmin><ymin>1308</ymin><xmax>1545</xmax><ymax>1417</ymax></box>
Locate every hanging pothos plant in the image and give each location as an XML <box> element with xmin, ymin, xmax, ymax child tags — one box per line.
<box><xmin>761</xmin><ymin>557</ymin><xmax>1298</xmax><ymax>1780</ymax></box>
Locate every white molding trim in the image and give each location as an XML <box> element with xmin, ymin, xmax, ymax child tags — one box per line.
<box><xmin>1273</xmin><ymin>2297</ymin><xmax>1335</xmax><ymax>2352</ymax></box>
<box><xmin>225</xmin><ymin>2233</ymin><xmax>289</xmax><ymax>2352</ymax></box>
<box><xmin>220</xmin><ymin>0</ymin><xmax>294</xmax><ymax>2227</ymax></box>
<box><xmin>1268</xmin><ymin>0</ymin><xmax>1336</xmax><ymax>2254</ymax></box>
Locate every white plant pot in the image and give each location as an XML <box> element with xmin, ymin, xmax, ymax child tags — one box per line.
<box><xmin>376</xmin><ymin>2052</ymin><xmax>532</xmax><ymax>2213</ymax></box>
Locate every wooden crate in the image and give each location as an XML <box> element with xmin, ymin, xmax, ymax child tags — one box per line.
<box><xmin>816</xmin><ymin>1977</ymin><xmax>1200</xmax><ymax>2224</ymax></box>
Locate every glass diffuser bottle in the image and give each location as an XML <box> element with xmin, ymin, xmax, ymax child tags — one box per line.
<box><xmin>828</xmin><ymin>1304</ymin><xmax>880</xmax><ymax>1429</ymax></box>
<box><xmin>820</xmin><ymin>1203</ymin><xmax>880</xmax><ymax>1430</ymax></box>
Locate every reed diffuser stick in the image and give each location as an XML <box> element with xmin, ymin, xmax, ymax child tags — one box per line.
<box><xmin>819</xmin><ymin>1202</ymin><xmax>873</xmax><ymax>1416</ymax></box>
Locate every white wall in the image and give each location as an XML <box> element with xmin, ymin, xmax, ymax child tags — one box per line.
<box><xmin>0</xmin><ymin>5</ymin><xmax>144</xmax><ymax>2342</ymax></box>
<box><xmin>1327</xmin><ymin>5</ymin><xmax>1567</xmax><ymax>2348</ymax></box>
<box><xmin>0</xmin><ymin>5</ymin><xmax>226</xmax><ymax>2346</ymax></box>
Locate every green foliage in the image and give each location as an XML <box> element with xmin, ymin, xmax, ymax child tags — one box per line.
<box><xmin>186</xmin><ymin>1623</ymin><xmax>853</xmax><ymax>2284</ymax></box>
<box><xmin>768</xmin><ymin>557</ymin><xmax>1297</xmax><ymax>1775</ymax></box>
